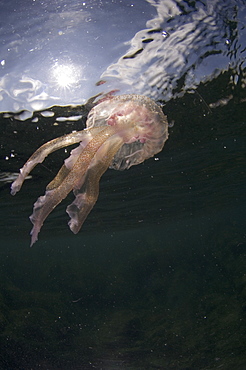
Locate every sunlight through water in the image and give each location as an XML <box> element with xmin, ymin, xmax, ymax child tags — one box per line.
<box><xmin>51</xmin><ymin>62</ymin><xmax>82</xmax><ymax>91</ymax></box>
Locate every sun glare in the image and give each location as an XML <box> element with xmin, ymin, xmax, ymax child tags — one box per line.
<box><xmin>51</xmin><ymin>62</ymin><xmax>81</xmax><ymax>91</ymax></box>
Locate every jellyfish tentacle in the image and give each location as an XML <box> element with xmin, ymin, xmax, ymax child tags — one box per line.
<box><xmin>45</xmin><ymin>132</ymin><xmax>98</xmax><ymax>191</ymax></box>
<box><xmin>46</xmin><ymin>164</ymin><xmax>70</xmax><ymax>191</ymax></box>
<box><xmin>10</xmin><ymin>127</ymin><xmax>104</xmax><ymax>196</ymax></box>
<box><xmin>67</xmin><ymin>136</ymin><xmax>124</xmax><ymax>234</ymax></box>
<box><xmin>29</xmin><ymin>126</ymin><xmax>119</xmax><ymax>246</ymax></box>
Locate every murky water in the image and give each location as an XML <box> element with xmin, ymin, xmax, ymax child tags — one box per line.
<box><xmin>0</xmin><ymin>0</ymin><xmax>246</xmax><ymax>369</ymax></box>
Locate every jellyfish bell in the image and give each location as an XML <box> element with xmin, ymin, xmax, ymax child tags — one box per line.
<box><xmin>11</xmin><ymin>94</ymin><xmax>168</xmax><ymax>246</ymax></box>
<box><xmin>87</xmin><ymin>95</ymin><xmax>168</xmax><ymax>170</ymax></box>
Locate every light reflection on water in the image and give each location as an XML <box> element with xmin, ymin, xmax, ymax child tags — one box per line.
<box><xmin>0</xmin><ymin>0</ymin><xmax>245</xmax><ymax>115</ymax></box>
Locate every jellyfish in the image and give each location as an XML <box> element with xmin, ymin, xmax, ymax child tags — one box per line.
<box><xmin>11</xmin><ymin>94</ymin><xmax>168</xmax><ymax>246</ymax></box>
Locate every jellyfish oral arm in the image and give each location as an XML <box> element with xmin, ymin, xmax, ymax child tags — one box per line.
<box><xmin>10</xmin><ymin>128</ymin><xmax>103</xmax><ymax>196</ymax></box>
<box><xmin>67</xmin><ymin>136</ymin><xmax>123</xmax><ymax>234</ymax></box>
<box><xmin>29</xmin><ymin>127</ymin><xmax>123</xmax><ymax>246</ymax></box>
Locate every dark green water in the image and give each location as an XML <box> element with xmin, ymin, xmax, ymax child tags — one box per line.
<box><xmin>0</xmin><ymin>67</ymin><xmax>245</xmax><ymax>369</ymax></box>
